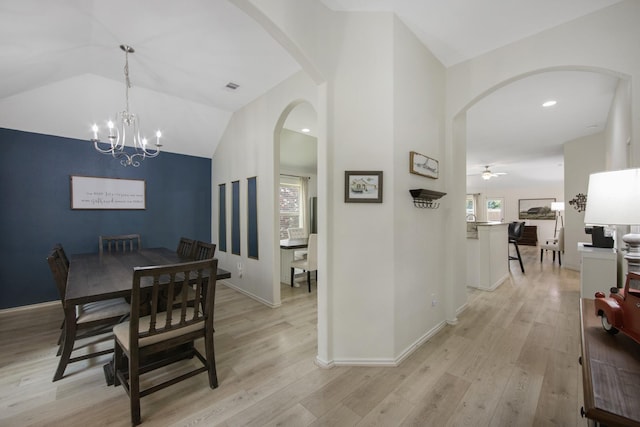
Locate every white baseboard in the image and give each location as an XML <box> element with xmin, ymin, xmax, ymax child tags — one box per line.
<box><xmin>220</xmin><ymin>280</ymin><xmax>281</xmax><ymax>308</ymax></box>
<box><xmin>0</xmin><ymin>300</ymin><xmax>58</xmax><ymax>316</ymax></box>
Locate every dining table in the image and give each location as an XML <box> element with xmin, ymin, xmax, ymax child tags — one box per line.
<box><xmin>66</xmin><ymin>247</ymin><xmax>231</xmax><ymax>307</ymax></box>
<box><xmin>65</xmin><ymin>247</ymin><xmax>231</xmax><ymax>385</ymax></box>
<box><xmin>279</xmin><ymin>238</ymin><xmax>308</xmax><ymax>284</ymax></box>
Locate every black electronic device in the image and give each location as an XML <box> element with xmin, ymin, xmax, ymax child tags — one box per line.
<box><xmin>585</xmin><ymin>225</ymin><xmax>614</xmax><ymax>248</ymax></box>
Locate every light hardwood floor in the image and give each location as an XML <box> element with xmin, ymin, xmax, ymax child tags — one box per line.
<box><xmin>0</xmin><ymin>246</ymin><xmax>588</xmax><ymax>426</ymax></box>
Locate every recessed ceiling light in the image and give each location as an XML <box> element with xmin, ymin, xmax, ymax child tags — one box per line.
<box><xmin>301</xmin><ymin>128</ymin><xmax>311</xmax><ymax>133</ymax></box>
<box><xmin>542</xmin><ymin>100</ymin><xmax>557</xmax><ymax>108</ymax></box>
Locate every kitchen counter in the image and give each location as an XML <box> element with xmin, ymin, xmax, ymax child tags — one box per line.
<box><xmin>467</xmin><ymin>222</ymin><xmax>509</xmax><ymax>291</ymax></box>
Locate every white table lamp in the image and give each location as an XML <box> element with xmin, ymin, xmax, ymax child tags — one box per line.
<box><xmin>584</xmin><ymin>168</ymin><xmax>640</xmax><ymax>273</ymax></box>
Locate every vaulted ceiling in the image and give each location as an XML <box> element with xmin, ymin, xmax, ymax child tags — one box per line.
<box><xmin>0</xmin><ymin>0</ymin><xmax>625</xmax><ymax>187</ymax></box>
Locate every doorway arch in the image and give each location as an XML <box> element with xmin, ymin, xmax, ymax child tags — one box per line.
<box><xmin>450</xmin><ymin>65</ymin><xmax>631</xmax><ymax>303</ymax></box>
<box><xmin>273</xmin><ymin>99</ymin><xmax>318</xmax><ymax>299</ymax></box>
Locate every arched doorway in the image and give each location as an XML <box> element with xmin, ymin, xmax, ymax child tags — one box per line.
<box><xmin>274</xmin><ymin>101</ymin><xmax>318</xmax><ymax>304</ymax></box>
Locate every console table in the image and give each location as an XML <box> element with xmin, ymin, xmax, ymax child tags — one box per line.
<box><xmin>579</xmin><ymin>298</ymin><xmax>640</xmax><ymax>426</ymax></box>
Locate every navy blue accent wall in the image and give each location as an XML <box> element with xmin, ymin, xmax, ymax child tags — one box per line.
<box><xmin>0</xmin><ymin>128</ymin><xmax>212</xmax><ymax>309</ymax></box>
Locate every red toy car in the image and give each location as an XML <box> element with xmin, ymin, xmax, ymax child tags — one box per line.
<box><xmin>594</xmin><ymin>271</ymin><xmax>640</xmax><ymax>345</ymax></box>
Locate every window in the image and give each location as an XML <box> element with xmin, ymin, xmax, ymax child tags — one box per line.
<box><xmin>466</xmin><ymin>194</ymin><xmax>477</xmax><ymax>220</ymax></box>
<box><xmin>486</xmin><ymin>198</ymin><xmax>504</xmax><ymax>222</ymax></box>
<box><xmin>279</xmin><ymin>176</ymin><xmax>307</xmax><ymax>239</ymax></box>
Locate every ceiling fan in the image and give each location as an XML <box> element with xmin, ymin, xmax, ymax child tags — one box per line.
<box><xmin>481</xmin><ymin>165</ymin><xmax>507</xmax><ymax>180</ymax></box>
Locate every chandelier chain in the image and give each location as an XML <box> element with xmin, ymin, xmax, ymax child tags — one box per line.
<box><xmin>124</xmin><ymin>49</ymin><xmax>131</xmax><ymax>113</ymax></box>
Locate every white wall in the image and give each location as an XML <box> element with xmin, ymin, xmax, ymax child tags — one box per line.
<box><xmin>563</xmin><ymin>133</ymin><xmax>607</xmax><ymax>270</ymax></box>
<box><xmin>328</xmin><ymin>12</ymin><xmax>397</xmax><ymax>361</ymax></box>
<box><xmin>606</xmin><ymin>79</ymin><xmax>632</xmax><ymax>170</ymax></box>
<box><xmin>212</xmin><ymin>70</ymin><xmax>318</xmax><ymax>307</ymax></box>
<box><xmin>231</xmin><ymin>1</ymin><xmax>449</xmax><ymax>364</ymax></box>
<box><xmin>603</xmin><ymin>78</ymin><xmax>633</xmax><ymax>285</ymax></box>
<box><xmin>392</xmin><ymin>15</ymin><xmax>447</xmax><ymax>357</ymax></box>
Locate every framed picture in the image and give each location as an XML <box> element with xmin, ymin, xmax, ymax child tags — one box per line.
<box><xmin>70</xmin><ymin>175</ymin><xmax>146</xmax><ymax>210</ymax></box>
<box><xmin>345</xmin><ymin>171</ymin><xmax>383</xmax><ymax>203</ymax></box>
<box><xmin>518</xmin><ymin>198</ymin><xmax>556</xmax><ymax>220</ymax></box>
<box><xmin>410</xmin><ymin>151</ymin><xmax>438</xmax><ymax>179</ymax></box>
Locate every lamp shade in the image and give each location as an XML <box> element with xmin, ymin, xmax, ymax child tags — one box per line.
<box><xmin>550</xmin><ymin>202</ymin><xmax>564</xmax><ymax>211</ymax></box>
<box><xmin>583</xmin><ymin>168</ymin><xmax>640</xmax><ymax>225</ymax></box>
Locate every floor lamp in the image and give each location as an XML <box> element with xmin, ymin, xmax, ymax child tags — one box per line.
<box><xmin>584</xmin><ymin>168</ymin><xmax>640</xmax><ymax>274</ymax></box>
<box><xmin>551</xmin><ymin>201</ymin><xmax>564</xmax><ymax>238</ymax></box>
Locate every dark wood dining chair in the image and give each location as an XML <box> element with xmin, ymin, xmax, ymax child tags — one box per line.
<box><xmin>99</xmin><ymin>234</ymin><xmax>142</xmax><ymax>255</ymax></box>
<box><xmin>47</xmin><ymin>245</ymin><xmax>130</xmax><ymax>381</ymax></box>
<box><xmin>113</xmin><ymin>258</ymin><xmax>219</xmax><ymax>426</ymax></box>
<box><xmin>176</xmin><ymin>237</ymin><xmax>196</xmax><ymax>259</ymax></box>
<box><xmin>193</xmin><ymin>240</ymin><xmax>216</xmax><ymax>260</ymax></box>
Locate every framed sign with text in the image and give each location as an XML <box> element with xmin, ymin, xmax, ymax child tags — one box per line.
<box><xmin>70</xmin><ymin>175</ymin><xmax>146</xmax><ymax>210</ymax></box>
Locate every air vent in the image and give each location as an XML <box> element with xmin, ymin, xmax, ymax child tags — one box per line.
<box><xmin>225</xmin><ymin>82</ymin><xmax>239</xmax><ymax>90</ymax></box>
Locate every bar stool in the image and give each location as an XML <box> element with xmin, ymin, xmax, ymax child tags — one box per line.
<box><xmin>508</xmin><ymin>221</ymin><xmax>525</xmax><ymax>273</ymax></box>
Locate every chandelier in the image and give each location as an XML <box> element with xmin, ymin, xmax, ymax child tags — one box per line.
<box><xmin>91</xmin><ymin>45</ymin><xmax>162</xmax><ymax>167</ymax></box>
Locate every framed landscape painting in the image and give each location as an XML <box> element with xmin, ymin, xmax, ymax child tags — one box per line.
<box><xmin>518</xmin><ymin>198</ymin><xmax>556</xmax><ymax>220</ymax></box>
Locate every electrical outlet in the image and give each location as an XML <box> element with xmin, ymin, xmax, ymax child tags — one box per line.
<box><xmin>237</xmin><ymin>262</ymin><xmax>243</xmax><ymax>278</ymax></box>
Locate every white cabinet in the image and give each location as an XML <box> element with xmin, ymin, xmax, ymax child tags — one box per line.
<box><xmin>578</xmin><ymin>242</ymin><xmax>617</xmax><ymax>298</ymax></box>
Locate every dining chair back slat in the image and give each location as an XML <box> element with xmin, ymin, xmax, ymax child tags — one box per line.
<box><xmin>99</xmin><ymin>234</ymin><xmax>141</xmax><ymax>255</ymax></box>
<box><xmin>193</xmin><ymin>241</ymin><xmax>216</xmax><ymax>260</ymax></box>
<box><xmin>176</xmin><ymin>237</ymin><xmax>196</xmax><ymax>258</ymax></box>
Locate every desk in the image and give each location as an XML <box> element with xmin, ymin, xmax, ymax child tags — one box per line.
<box><xmin>280</xmin><ymin>238</ymin><xmax>308</xmax><ymax>284</ymax></box>
<box><xmin>66</xmin><ymin>248</ymin><xmax>231</xmax><ymax>307</ymax></box>
<box><xmin>580</xmin><ymin>299</ymin><xmax>640</xmax><ymax>426</ymax></box>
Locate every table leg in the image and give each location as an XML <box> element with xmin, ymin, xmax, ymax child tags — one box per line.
<box><xmin>280</xmin><ymin>248</ymin><xmax>295</xmax><ymax>283</ymax></box>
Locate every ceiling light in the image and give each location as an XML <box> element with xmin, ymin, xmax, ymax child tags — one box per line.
<box><xmin>301</xmin><ymin>128</ymin><xmax>310</xmax><ymax>133</ymax></box>
<box><xmin>91</xmin><ymin>45</ymin><xmax>162</xmax><ymax>167</ymax></box>
<box><xmin>542</xmin><ymin>100</ymin><xmax>557</xmax><ymax>108</ymax></box>
<box><xmin>482</xmin><ymin>171</ymin><xmax>492</xmax><ymax>180</ymax></box>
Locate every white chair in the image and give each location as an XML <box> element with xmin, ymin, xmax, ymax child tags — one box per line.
<box><xmin>540</xmin><ymin>227</ymin><xmax>564</xmax><ymax>265</ymax></box>
<box><xmin>287</xmin><ymin>228</ymin><xmax>306</xmax><ymax>239</ymax></box>
<box><xmin>290</xmin><ymin>233</ymin><xmax>317</xmax><ymax>292</ymax></box>
<box><xmin>287</xmin><ymin>228</ymin><xmax>308</xmax><ymax>260</ymax></box>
